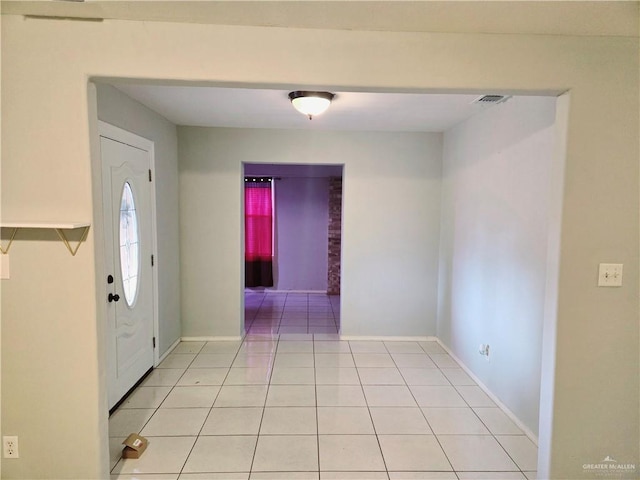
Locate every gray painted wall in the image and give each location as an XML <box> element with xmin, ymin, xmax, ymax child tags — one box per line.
<box><xmin>273</xmin><ymin>176</ymin><xmax>329</xmax><ymax>291</ymax></box>
<box><xmin>96</xmin><ymin>84</ymin><xmax>182</xmax><ymax>356</ymax></box>
<box><xmin>438</xmin><ymin>96</ymin><xmax>557</xmax><ymax>436</ymax></box>
<box><xmin>178</xmin><ymin>127</ymin><xmax>443</xmax><ymax>338</ymax></box>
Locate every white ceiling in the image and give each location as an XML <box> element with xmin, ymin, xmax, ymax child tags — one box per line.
<box><xmin>112</xmin><ymin>83</ymin><xmax>520</xmax><ymax>132</ymax></box>
<box><xmin>10</xmin><ymin>1</ymin><xmax>623</xmax><ymax>132</ymax></box>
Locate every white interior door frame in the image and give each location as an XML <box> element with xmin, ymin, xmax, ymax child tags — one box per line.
<box><xmin>99</xmin><ymin>120</ymin><xmax>161</xmax><ymax>367</ymax></box>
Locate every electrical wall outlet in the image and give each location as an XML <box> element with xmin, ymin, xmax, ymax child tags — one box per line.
<box><xmin>3</xmin><ymin>436</ymin><xmax>19</xmax><ymax>458</ymax></box>
<box><xmin>479</xmin><ymin>344</ymin><xmax>490</xmax><ymax>358</ymax></box>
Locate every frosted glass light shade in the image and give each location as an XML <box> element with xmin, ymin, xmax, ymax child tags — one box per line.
<box><xmin>289</xmin><ymin>91</ymin><xmax>335</xmax><ymax>119</ymax></box>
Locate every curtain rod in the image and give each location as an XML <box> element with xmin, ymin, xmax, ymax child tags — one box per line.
<box><xmin>244</xmin><ymin>176</ymin><xmax>281</xmax><ymax>182</ymax></box>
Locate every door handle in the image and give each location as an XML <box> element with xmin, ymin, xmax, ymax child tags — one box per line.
<box><xmin>108</xmin><ymin>293</ymin><xmax>120</xmax><ymax>303</ymax></box>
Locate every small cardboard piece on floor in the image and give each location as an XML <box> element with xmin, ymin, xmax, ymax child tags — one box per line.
<box><xmin>122</xmin><ymin>433</ymin><xmax>149</xmax><ymax>459</ymax></box>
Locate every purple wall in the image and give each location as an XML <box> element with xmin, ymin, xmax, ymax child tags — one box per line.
<box><xmin>274</xmin><ymin>177</ymin><xmax>329</xmax><ymax>291</ymax></box>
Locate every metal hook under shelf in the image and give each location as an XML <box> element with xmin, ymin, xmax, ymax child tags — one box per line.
<box><xmin>54</xmin><ymin>226</ymin><xmax>91</xmax><ymax>256</ymax></box>
<box><xmin>0</xmin><ymin>227</ymin><xmax>18</xmax><ymax>255</ymax></box>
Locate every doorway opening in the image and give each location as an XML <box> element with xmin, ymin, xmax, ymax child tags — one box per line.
<box><xmin>243</xmin><ymin>163</ymin><xmax>343</xmax><ymax>335</ymax></box>
<box><xmin>91</xmin><ymin>80</ymin><xmax>564</xmax><ymax>477</ymax></box>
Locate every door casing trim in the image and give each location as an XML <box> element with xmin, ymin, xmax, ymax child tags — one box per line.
<box><xmin>98</xmin><ymin>120</ymin><xmax>160</xmax><ymax>367</ymax></box>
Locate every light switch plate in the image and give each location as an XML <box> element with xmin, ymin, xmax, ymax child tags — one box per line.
<box><xmin>598</xmin><ymin>263</ymin><xmax>623</xmax><ymax>287</ymax></box>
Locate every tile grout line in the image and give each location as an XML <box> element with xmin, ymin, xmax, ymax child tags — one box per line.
<box><xmin>399</xmin><ymin>341</ymin><xmax>457</xmax><ymax>476</ymax></box>
<box><xmin>305</xmin><ymin>300</ymin><xmax>312</xmax><ymax>332</ymax></box>
<box><xmin>313</xmin><ymin>330</ymin><xmax>322</xmax><ymax>477</ymax></box>
<box><xmin>352</xmin><ymin>340</ymin><xmax>391</xmax><ymax>479</ymax></box>
<box><xmin>431</xmin><ymin>351</ymin><xmax>489</xmax><ymax>475</ymax></box>
<box><xmin>176</xmin><ymin>338</ymin><xmax>240</xmax><ymax>476</ymax></box>
<box><xmin>467</xmin><ymin>397</ymin><xmax>531</xmax><ymax>476</ymax></box>
<box><xmin>123</xmin><ymin>343</ymin><xmax>205</xmax><ymax>464</ymax></box>
<box><xmin>248</xmin><ymin>331</ymin><xmax>279</xmax><ymax>474</ymax></box>
<box><xmin>111</xmin><ymin>340</ymin><xmax>208</xmax><ymax>475</ymax></box>
<box><xmin>371</xmin><ymin>386</ymin><xmax>393</xmax><ymax>479</ymax></box>
<box><xmin>450</xmin><ymin>381</ymin><xmax>528</xmax><ymax>474</ymax></box>
<box><xmin>245</xmin><ymin>289</ymin><xmax>266</xmax><ymax>333</ymax></box>
<box><xmin>427</xmin><ymin>343</ymin><xmax>532</xmax><ymax>476</ymax></box>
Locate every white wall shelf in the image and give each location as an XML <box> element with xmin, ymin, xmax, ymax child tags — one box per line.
<box><xmin>0</xmin><ymin>222</ymin><xmax>91</xmax><ymax>256</ymax></box>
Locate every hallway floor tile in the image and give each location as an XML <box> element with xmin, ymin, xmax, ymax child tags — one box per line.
<box><xmin>110</xmin><ymin>292</ymin><xmax>537</xmax><ymax>479</ymax></box>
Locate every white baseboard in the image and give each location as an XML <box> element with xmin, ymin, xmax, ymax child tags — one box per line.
<box><xmin>434</xmin><ymin>338</ymin><xmax>539</xmax><ymax>446</ymax></box>
<box><xmin>168</xmin><ymin>331</ymin><xmax>535</xmax><ymax>445</ymax></box>
<box><xmin>246</xmin><ymin>289</ymin><xmax>328</xmax><ymax>294</ymax></box>
<box><xmin>181</xmin><ymin>336</ymin><xmax>243</xmax><ymax>342</ymax></box>
<box><xmin>157</xmin><ymin>337</ymin><xmax>180</xmax><ymax>365</ymax></box>
<box><xmin>340</xmin><ymin>335</ymin><xmax>435</xmax><ymax>342</ymax></box>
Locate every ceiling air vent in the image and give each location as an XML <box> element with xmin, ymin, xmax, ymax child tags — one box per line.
<box><xmin>473</xmin><ymin>95</ymin><xmax>510</xmax><ymax>105</ymax></box>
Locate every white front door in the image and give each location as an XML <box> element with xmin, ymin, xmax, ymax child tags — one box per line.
<box><xmin>100</xmin><ymin>122</ymin><xmax>156</xmax><ymax>410</ymax></box>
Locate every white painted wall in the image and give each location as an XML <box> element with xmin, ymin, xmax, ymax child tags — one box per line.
<box><xmin>272</xmin><ymin>176</ymin><xmax>329</xmax><ymax>291</ymax></box>
<box><xmin>178</xmin><ymin>127</ymin><xmax>443</xmax><ymax>338</ymax></box>
<box><xmin>438</xmin><ymin>96</ymin><xmax>557</xmax><ymax>436</ymax></box>
<box><xmin>0</xmin><ymin>11</ymin><xmax>637</xmax><ymax>479</ymax></box>
<box><xmin>96</xmin><ymin>84</ymin><xmax>181</xmax><ymax>356</ymax></box>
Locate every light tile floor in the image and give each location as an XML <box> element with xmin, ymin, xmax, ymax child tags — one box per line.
<box><xmin>244</xmin><ymin>291</ymin><xmax>341</xmax><ymax>335</ymax></box>
<box><xmin>110</xmin><ymin>292</ymin><xmax>538</xmax><ymax>480</ymax></box>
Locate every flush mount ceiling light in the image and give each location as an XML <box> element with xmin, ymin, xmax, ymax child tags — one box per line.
<box><xmin>288</xmin><ymin>91</ymin><xmax>335</xmax><ymax>120</ymax></box>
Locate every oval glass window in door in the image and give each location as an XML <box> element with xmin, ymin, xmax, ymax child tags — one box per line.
<box><xmin>119</xmin><ymin>182</ymin><xmax>140</xmax><ymax>307</ymax></box>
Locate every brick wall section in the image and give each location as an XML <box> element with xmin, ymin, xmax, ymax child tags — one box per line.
<box><xmin>327</xmin><ymin>177</ymin><xmax>342</xmax><ymax>295</ymax></box>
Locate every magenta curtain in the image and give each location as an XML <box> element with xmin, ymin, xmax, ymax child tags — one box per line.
<box><xmin>245</xmin><ymin>178</ymin><xmax>274</xmax><ymax>287</ymax></box>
